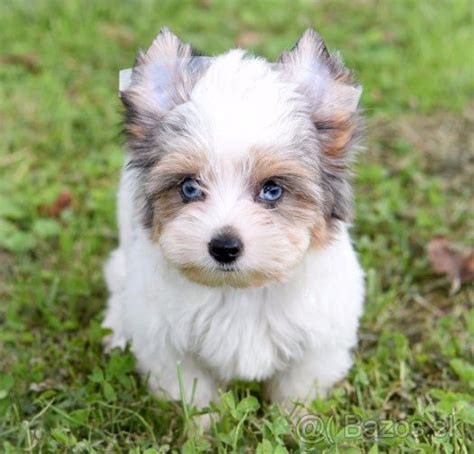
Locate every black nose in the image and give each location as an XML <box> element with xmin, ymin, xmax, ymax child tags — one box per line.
<box><xmin>208</xmin><ymin>233</ymin><xmax>243</xmax><ymax>264</ymax></box>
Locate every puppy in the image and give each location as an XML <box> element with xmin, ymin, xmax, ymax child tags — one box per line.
<box><xmin>103</xmin><ymin>28</ymin><xmax>365</xmax><ymax>413</ymax></box>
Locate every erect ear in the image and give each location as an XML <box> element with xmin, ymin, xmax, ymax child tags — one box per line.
<box><xmin>121</xmin><ymin>28</ymin><xmax>208</xmax><ymax>169</ymax></box>
<box><xmin>280</xmin><ymin>29</ymin><xmax>363</xmax><ymax>222</ymax></box>
<box><xmin>122</xmin><ymin>27</ymin><xmax>193</xmax><ymax>116</ymax></box>
<box><xmin>280</xmin><ymin>28</ymin><xmax>362</xmax><ymax>157</ymax></box>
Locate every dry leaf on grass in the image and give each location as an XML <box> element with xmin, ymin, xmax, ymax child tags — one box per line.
<box><xmin>427</xmin><ymin>236</ymin><xmax>474</xmax><ymax>295</ymax></box>
<box><xmin>0</xmin><ymin>53</ymin><xmax>40</xmax><ymax>72</ymax></box>
<box><xmin>38</xmin><ymin>190</ymin><xmax>72</xmax><ymax>218</ymax></box>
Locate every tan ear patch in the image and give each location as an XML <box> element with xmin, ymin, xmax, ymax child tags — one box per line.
<box><xmin>126</xmin><ymin>123</ymin><xmax>148</xmax><ymax>140</ymax></box>
<box><xmin>316</xmin><ymin>113</ymin><xmax>357</xmax><ymax>158</ymax></box>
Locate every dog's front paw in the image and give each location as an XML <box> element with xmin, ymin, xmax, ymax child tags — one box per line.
<box><xmin>265</xmin><ymin>347</ymin><xmax>352</xmax><ymax>412</ymax></box>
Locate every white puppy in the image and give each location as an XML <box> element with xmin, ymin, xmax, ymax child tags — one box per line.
<box><xmin>103</xmin><ymin>28</ymin><xmax>365</xmax><ymax>411</ymax></box>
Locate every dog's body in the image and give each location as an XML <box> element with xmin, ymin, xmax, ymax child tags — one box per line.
<box><xmin>103</xmin><ymin>28</ymin><xmax>364</xmax><ymax>409</ymax></box>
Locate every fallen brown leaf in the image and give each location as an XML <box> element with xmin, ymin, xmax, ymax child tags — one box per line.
<box><xmin>39</xmin><ymin>190</ymin><xmax>72</xmax><ymax>218</ymax></box>
<box><xmin>460</xmin><ymin>250</ymin><xmax>474</xmax><ymax>283</ymax></box>
<box><xmin>427</xmin><ymin>236</ymin><xmax>474</xmax><ymax>295</ymax></box>
<box><xmin>0</xmin><ymin>53</ymin><xmax>40</xmax><ymax>73</ymax></box>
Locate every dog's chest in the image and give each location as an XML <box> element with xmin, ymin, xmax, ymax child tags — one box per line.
<box><xmin>177</xmin><ymin>289</ymin><xmax>310</xmax><ymax>382</ymax></box>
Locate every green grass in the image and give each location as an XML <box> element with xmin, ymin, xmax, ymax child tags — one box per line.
<box><xmin>1</xmin><ymin>0</ymin><xmax>473</xmax><ymax>452</ymax></box>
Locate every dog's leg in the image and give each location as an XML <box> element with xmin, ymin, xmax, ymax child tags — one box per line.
<box><xmin>265</xmin><ymin>346</ymin><xmax>353</xmax><ymax>412</ymax></box>
<box><xmin>102</xmin><ymin>248</ymin><xmax>128</xmax><ymax>351</ymax></box>
<box><xmin>142</xmin><ymin>352</ymin><xmax>220</xmax><ymax>430</ymax></box>
<box><xmin>102</xmin><ymin>295</ymin><xmax>128</xmax><ymax>352</ymax></box>
<box><xmin>142</xmin><ymin>351</ymin><xmax>219</xmax><ymax>407</ymax></box>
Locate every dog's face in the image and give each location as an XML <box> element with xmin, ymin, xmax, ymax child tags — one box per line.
<box><xmin>121</xmin><ymin>28</ymin><xmax>362</xmax><ymax>288</ymax></box>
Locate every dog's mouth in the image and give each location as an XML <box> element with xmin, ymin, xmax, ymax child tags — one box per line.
<box><xmin>179</xmin><ymin>263</ymin><xmax>270</xmax><ymax>288</ymax></box>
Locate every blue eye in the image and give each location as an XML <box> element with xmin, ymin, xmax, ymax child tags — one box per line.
<box><xmin>180</xmin><ymin>177</ymin><xmax>204</xmax><ymax>202</ymax></box>
<box><xmin>258</xmin><ymin>180</ymin><xmax>284</xmax><ymax>203</ymax></box>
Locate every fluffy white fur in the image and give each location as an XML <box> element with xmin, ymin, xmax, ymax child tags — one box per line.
<box><xmin>103</xmin><ymin>29</ymin><xmax>365</xmax><ymax>411</ymax></box>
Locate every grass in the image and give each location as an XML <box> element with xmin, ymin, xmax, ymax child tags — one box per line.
<box><xmin>0</xmin><ymin>0</ymin><xmax>473</xmax><ymax>451</ymax></box>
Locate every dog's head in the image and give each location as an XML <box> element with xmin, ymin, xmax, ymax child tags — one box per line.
<box><xmin>121</xmin><ymin>28</ymin><xmax>362</xmax><ymax>288</ymax></box>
